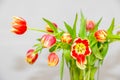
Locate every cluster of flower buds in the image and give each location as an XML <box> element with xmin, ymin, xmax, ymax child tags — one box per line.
<box><xmin>86</xmin><ymin>20</ymin><xmax>107</xmax><ymax>43</ymax></box>
<box><xmin>11</xmin><ymin>16</ymin><xmax>59</xmax><ymax>66</ymax></box>
<box><xmin>10</xmin><ymin>16</ymin><xmax>110</xmax><ymax>68</ymax></box>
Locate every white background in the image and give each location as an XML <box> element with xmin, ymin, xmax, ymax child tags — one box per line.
<box><xmin>0</xmin><ymin>0</ymin><xmax>120</xmax><ymax>80</ymax></box>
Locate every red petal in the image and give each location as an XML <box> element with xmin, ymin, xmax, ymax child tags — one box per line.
<box><xmin>84</xmin><ymin>47</ymin><xmax>91</xmax><ymax>56</ymax></box>
<box><xmin>71</xmin><ymin>50</ymin><xmax>78</xmax><ymax>59</ymax></box>
<box><xmin>74</xmin><ymin>38</ymin><xmax>82</xmax><ymax>43</ymax></box>
<box><xmin>77</xmin><ymin>54</ymin><xmax>86</xmax><ymax>65</ymax></box>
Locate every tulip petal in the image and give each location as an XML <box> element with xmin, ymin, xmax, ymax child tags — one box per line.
<box><xmin>76</xmin><ymin>61</ymin><xmax>86</xmax><ymax>70</ymax></box>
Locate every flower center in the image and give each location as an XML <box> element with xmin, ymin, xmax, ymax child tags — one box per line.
<box><xmin>75</xmin><ymin>43</ymin><xmax>86</xmax><ymax>54</ymax></box>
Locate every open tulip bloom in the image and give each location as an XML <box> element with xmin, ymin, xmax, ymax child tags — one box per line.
<box><xmin>11</xmin><ymin>12</ymin><xmax>120</xmax><ymax>80</ymax></box>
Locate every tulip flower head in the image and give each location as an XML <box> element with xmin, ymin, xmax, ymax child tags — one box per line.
<box><xmin>86</xmin><ymin>20</ymin><xmax>95</xmax><ymax>31</ymax></box>
<box><xmin>94</xmin><ymin>30</ymin><xmax>107</xmax><ymax>43</ymax></box>
<box><xmin>41</xmin><ymin>34</ymin><xmax>56</xmax><ymax>48</ymax></box>
<box><xmin>71</xmin><ymin>38</ymin><xmax>91</xmax><ymax>69</ymax></box>
<box><xmin>26</xmin><ymin>49</ymin><xmax>38</xmax><ymax>64</ymax></box>
<box><xmin>46</xmin><ymin>22</ymin><xmax>58</xmax><ymax>32</ymax></box>
<box><xmin>48</xmin><ymin>52</ymin><xmax>59</xmax><ymax>66</ymax></box>
<box><xmin>61</xmin><ymin>32</ymin><xmax>72</xmax><ymax>44</ymax></box>
<box><xmin>11</xmin><ymin>16</ymin><xmax>27</xmax><ymax>35</ymax></box>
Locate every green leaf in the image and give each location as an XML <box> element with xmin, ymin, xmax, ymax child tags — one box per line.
<box><xmin>107</xmin><ymin>18</ymin><xmax>115</xmax><ymax>34</ymax></box>
<box><xmin>33</xmin><ymin>43</ymin><xmax>43</xmax><ymax>53</ymax></box>
<box><xmin>101</xmin><ymin>42</ymin><xmax>109</xmax><ymax>58</ymax></box>
<box><xmin>43</xmin><ymin>18</ymin><xmax>58</xmax><ymax>33</ymax></box>
<box><xmin>63</xmin><ymin>49</ymin><xmax>71</xmax><ymax>67</ymax></box>
<box><xmin>98</xmin><ymin>42</ymin><xmax>109</xmax><ymax>65</ymax></box>
<box><xmin>108</xmin><ymin>34</ymin><xmax>120</xmax><ymax>40</ymax></box>
<box><xmin>93</xmin><ymin>18</ymin><xmax>102</xmax><ymax>32</ymax></box>
<box><xmin>49</xmin><ymin>44</ymin><xmax>57</xmax><ymax>52</ymax></box>
<box><xmin>55</xmin><ymin>31</ymin><xmax>64</xmax><ymax>39</ymax></box>
<box><xmin>73</xmin><ymin>13</ymin><xmax>78</xmax><ymax>39</ymax></box>
<box><xmin>92</xmin><ymin>44</ymin><xmax>103</xmax><ymax>60</ymax></box>
<box><xmin>90</xmin><ymin>67</ymin><xmax>97</xmax><ymax>80</ymax></box>
<box><xmin>90</xmin><ymin>56</ymin><xmax>98</xmax><ymax>65</ymax></box>
<box><xmin>78</xmin><ymin>12</ymin><xmax>86</xmax><ymax>39</ymax></box>
<box><xmin>49</xmin><ymin>42</ymin><xmax>61</xmax><ymax>52</ymax></box>
<box><xmin>61</xmin><ymin>43</ymin><xmax>71</xmax><ymax>50</ymax></box>
<box><xmin>60</xmin><ymin>54</ymin><xmax>64</xmax><ymax>80</ymax></box>
<box><xmin>64</xmin><ymin>22</ymin><xmax>74</xmax><ymax>39</ymax></box>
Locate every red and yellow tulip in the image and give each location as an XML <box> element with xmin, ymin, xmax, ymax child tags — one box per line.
<box><xmin>41</xmin><ymin>34</ymin><xmax>56</xmax><ymax>48</ymax></box>
<box><xmin>61</xmin><ymin>32</ymin><xmax>72</xmax><ymax>44</ymax></box>
<box><xmin>26</xmin><ymin>49</ymin><xmax>38</xmax><ymax>64</ymax></box>
<box><xmin>11</xmin><ymin>16</ymin><xmax>27</xmax><ymax>35</ymax></box>
<box><xmin>48</xmin><ymin>52</ymin><xmax>59</xmax><ymax>66</ymax></box>
<box><xmin>46</xmin><ymin>22</ymin><xmax>58</xmax><ymax>32</ymax></box>
<box><xmin>71</xmin><ymin>38</ymin><xmax>91</xmax><ymax>69</ymax></box>
<box><xmin>94</xmin><ymin>30</ymin><xmax>107</xmax><ymax>43</ymax></box>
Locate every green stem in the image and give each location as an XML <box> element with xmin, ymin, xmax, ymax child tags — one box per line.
<box><xmin>83</xmin><ymin>70</ymin><xmax>86</xmax><ymax>80</ymax></box>
<box><xmin>28</xmin><ymin>27</ymin><xmax>52</xmax><ymax>34</ymax></box>
<box><xmin>87</xmin><ymin>56</ymin><xmax>91</xmax><ymax>80</ymax></box>
<box><xmin>54</xmin><ymin>42</ymin><xmax>62</xmax><ymax>52</ymax></box>
<box><xmin>87</xmin><ymin>69</ymin><xmax>91</xmax><ymax>80</ymax></box>
<box><xmin>108</xmin><ymin>35</ymin><xmax>120</xmax><ymax>40</ymax></box>
<box><xmin>90</xmin><ymin>41</ymin><xmax>97</xmax><ymax>48</ymax></box>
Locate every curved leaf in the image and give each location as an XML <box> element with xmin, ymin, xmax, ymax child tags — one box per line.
<box><xmin>64</xmin><ymin>22</ymin><xmax>74</xmax><ymax>38</ymax></box>
<box><xmin>107</xmin><ymin>18</ymin><xmax>115</xmax><ymax>34</ymax></box>
<box><xmin>92</xmin><ymin>44</ymin><xmax>103</xmax><ymax>60</ymax></box>
<box><xmin>78</xmin><ymin>12</ymin><xmax>86</xmax><ymax>39</ymax></box>
<box><xmin>73</xmin><ymin>13</ymin><xmax>78</xmax><ymax>39</ymax></box>
<box><xmin>43</xmin><ymin>18</ymin><xmax>58</xmax><ymax>33</ymax></box>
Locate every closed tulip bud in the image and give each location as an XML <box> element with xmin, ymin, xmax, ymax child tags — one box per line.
<box><xmin>46</xmin><ymin>22</ymin><xmax>58</xmax><ymax>32</ymax></box>
<box><xmin>41</xmin><ymin>34</ymin><xmax>56</xmax><ymax>48</ymax></box>
<box><xmin>61</xmin><ymin>32</ymin><xmax>72</xmax><ymax>44</ymax></box>
<box><xmin>48</xmin><ymin>52</ymin><xmax>59</xmax><ymax>66</ymax></box>
<box><xmin>11</xmin><ymin>16</ymin><xmax>27</xmax><ymax>35</ymax></box>
<box><xmin>94</xmin><ymin>30</ymin><xmax>107</xmax><ymax>43</ymax></box>
<box><xmin>86</xmin><ymin>20</ymin><xmax>95</xmax><ymax>31</ymax></box>
<box><xmin>26</xmin><ymin>49</ymin><xmax>38</xmax><ymax>64</ymax></box>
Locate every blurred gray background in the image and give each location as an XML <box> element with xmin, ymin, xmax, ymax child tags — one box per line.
<box><xmin>0</xmin><ymin>0</ymin><xmax>120</xmax><ymax>80</ymax></box>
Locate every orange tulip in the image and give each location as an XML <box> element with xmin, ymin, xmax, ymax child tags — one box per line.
<box><xmin>94</xmin><ymin>30</ymin><xmax>107</xmax><ymax>43</ymax></box>
<box><xmin>61</xmin><ymin>32</ymin><xmax>72</xmax><ymax>44</ymax></box>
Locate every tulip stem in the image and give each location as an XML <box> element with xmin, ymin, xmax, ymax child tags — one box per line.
<box><xmin>108</xmin><ymin>35</ymin><xmax>120</xmax><ymax>40</ymax></box>
<box><xmin>28</xmin><ymin>27</ymin><xmax>52</xmax><ymax>34</ymax></box>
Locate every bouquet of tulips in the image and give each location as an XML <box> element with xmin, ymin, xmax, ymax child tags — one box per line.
<box><xmin>11</xmin><ymin>13</ymin><xmax>120</xmax><ymax>80</ymax></box>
